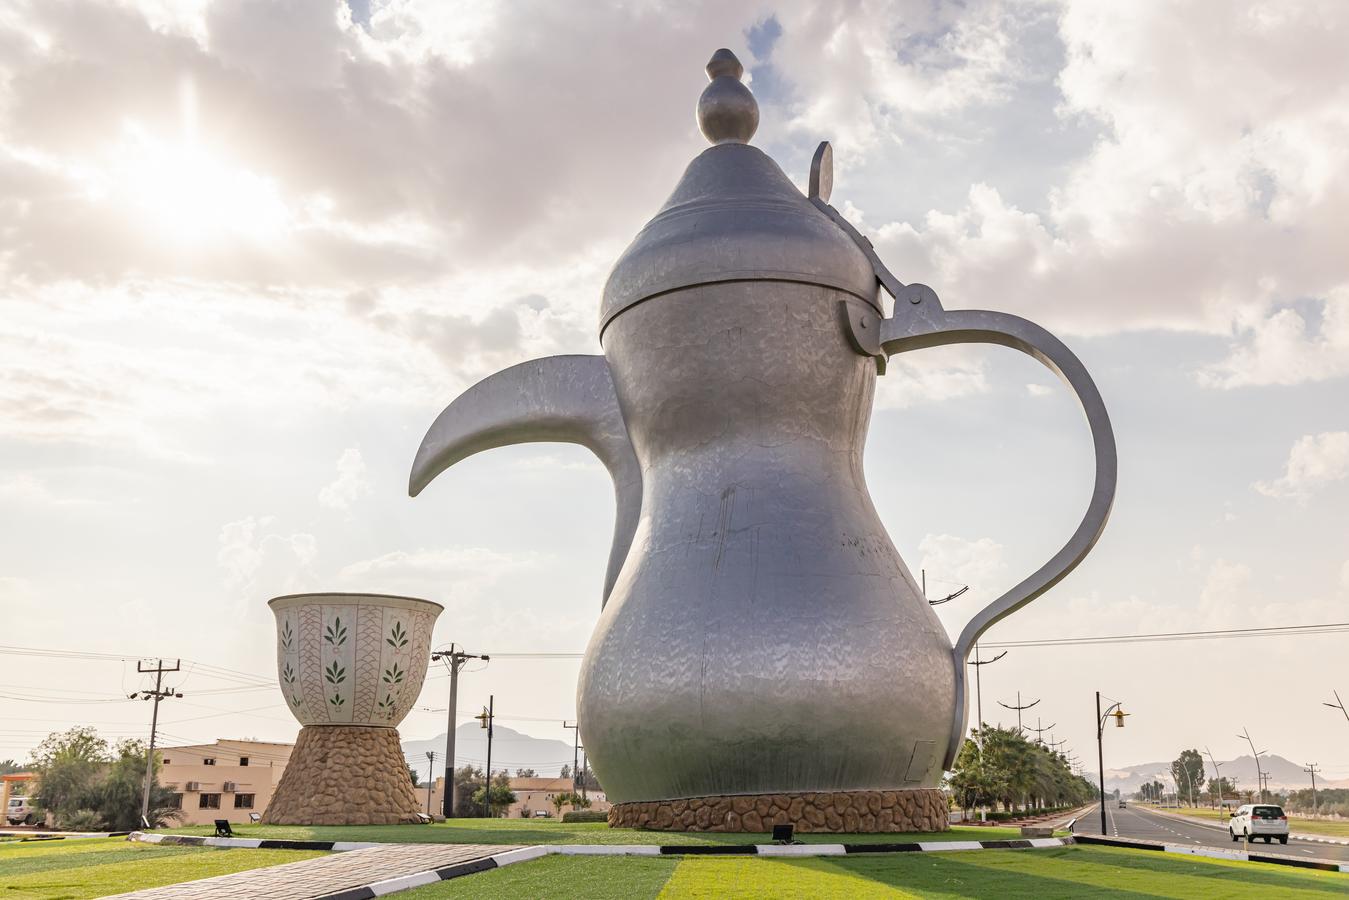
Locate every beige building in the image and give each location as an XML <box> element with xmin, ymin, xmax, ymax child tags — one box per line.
<box><xmin>159</xmin><ymin>739</ymin><xmax>293</xmax><ymax>825</ymax></box>
<box><xmin>416</xmin><ymin>775</ymin><xmax>610</xmax><ymax>819</ymax></box>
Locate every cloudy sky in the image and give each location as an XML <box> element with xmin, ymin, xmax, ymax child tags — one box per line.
<box><xmin>2</xmin><ymin>0</ymin><xmax>1346</xmax><ymax>782</ymax></box>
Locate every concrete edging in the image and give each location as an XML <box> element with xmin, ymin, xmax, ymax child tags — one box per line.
<box><xmin>126</xmin><ymin>831</ymin><xmax>1073</xmax><ymax>898</ymax></box>
<box><xmin>1073</xmin><ymin>832</ymin><xmax>1349</xmax><ymax>874</ymax></box>
<box><xmin>313</xmin><ymin>838</ymin><xmax>1077</xmax><ymax>899</ymax></box>
<box><xmin>0</xmin><ymin>829</ymin><xmax>130</xmax><ymax>840</ymax></box>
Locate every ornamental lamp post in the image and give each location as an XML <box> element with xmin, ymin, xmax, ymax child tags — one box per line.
<box><xmin>1096</xmin><ymin>692</ymin><xmax>1129</xmax><ymax>835</ymax></box>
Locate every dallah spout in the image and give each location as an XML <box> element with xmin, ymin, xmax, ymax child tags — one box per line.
<box><xmin>409</xmin><ymin>354</ymin><xmax>641</xmax><ymax>606</ymax></box>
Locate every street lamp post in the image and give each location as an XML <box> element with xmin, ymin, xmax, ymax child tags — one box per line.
<box><xmin>1204</xmin><ymin>747</ymin><xmax>1223</xmax><ymax>810</ymax></box>
<box><xmin>1324</xmin><ymin>691</ymin><xmax>1348</xmax><ymax>726</ymax></box>
<box><xmin>476</xmin><ymin>697</ymin><xmax>495</xmax><ymax>818</ymax></box>
<box><xmin>1236</xmin><ymin>727</ymin><xmax>1266</xmax><ymax>803</ymax></box>
<box><xmin>1096</xmin><ymin>692</ymin><xmax>1128</xmax><ymax>835</ymax></box>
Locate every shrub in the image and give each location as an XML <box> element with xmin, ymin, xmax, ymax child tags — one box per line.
<box><xmin>562</xmin><ymin>809</ymin><xmax>608</xmax><ymax>823</ymax></box>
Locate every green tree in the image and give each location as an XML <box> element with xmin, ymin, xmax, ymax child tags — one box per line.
<box><xmin>471</xmin><ymin>770</ymin><xmax>516</xmax><ymax>817</ymax></box>
<box><xmin>559</xmin><ymin>763</ymin><xmax>571</xmax><ymax>780</ymax></box>
<box><xmin>550</xmin><ymin>791</ymin><xmax>591</xmax><ymax>816</ymax></box>
<box><xmin>0</xmin><ymin>759</ymin><xmax>26</xmax><ymax>776</ymax></box>
<box><xmin>29</xmin><ymin>727</ymin><xmax>108</xmax><ymax>823</ymax></box>
<box><xmin>946</xmin><ymin>726</ymin><xmax>1094</xmax><ymax>815</ymax></box>
<box><xmin>27</xmin><ymin>729</ymin><xmax>178</xmax><ymax>829</ymax></box>
<box><xmin>1170</xmin><ymin>749</ymin><xmax>1205</xmax><ymax>805</ymax></box>
<box><xmin>515</xmin><ymin>768</ymin><xmax>537</xmax><ymax>777</ymax></box>
<box><xmin>97</xmin><ymin>740</ymin><xmax>179</xmax><ymax>830</ymax></box>
<box><xmin>451</xmin><ymin>765</ymin><xmax>485</xmax><ymax>818</ymax></box>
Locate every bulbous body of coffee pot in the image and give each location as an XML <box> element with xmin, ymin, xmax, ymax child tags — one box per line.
<box><xmin>409</xmin><ymin>50</ymin><xmax>1116</xmax><ymax>821</ymax></box>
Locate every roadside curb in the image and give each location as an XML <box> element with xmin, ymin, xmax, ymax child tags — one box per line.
<box><xmin>128</xmin><ymin>831</ymin><xmax>1073</xmax><ymax>857</ymax></box>
<box><xmin>311</xmin><ymin>838</ymin><xmax>1077</xmax><ymax>900</ymax></box>
<box><xmin>127</xmin><ymin>831</ymin><xmax>1075</xmax><ymax>898</ymax></box>
<box><xmin>129</xmin><ymin>831</ymin><xmax>382</xmax><ymax>852</ymax></box>
<box><xmin>0</xmin><ymin>829</ymin><xmax>130</xmax><ymax>841</ymax></box>
<box><xmin>1073</xmin><ymin>833</ymin><xmax>1349</xmax><ymax>874</ymax></box>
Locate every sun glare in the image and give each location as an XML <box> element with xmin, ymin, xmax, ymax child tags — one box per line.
<box><xmin>110</xmin><ymin>123</ymin><xmax>290</xmax><ymax>244</ymax></box>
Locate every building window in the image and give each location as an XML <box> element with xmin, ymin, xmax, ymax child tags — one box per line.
<box><xmin>234</xmin><ymin>794</ymin><xmax>255</xmax><ymax>809</ymax></box>
<box><xmin>239</xmin><ymin>757</ymin><xmax>249</xmax><ymax>767</ymax></box>
<box><xmin>168</xmin><ymin>794</ymin><xmax>183</xmax><ymax>810</ymax></box>
<box><xmin>203</xmin><ymin>758</ymin><xmax>216</xmax><ymax>766</ymax></box>
<box><xmin>162</xmin><ymin>758</ymin><xmax>170</xmax><ymax>765</ymax></box>
<box><xmin>198</xmin><ymin>793</ymin><xmax>221</xmax><ymax>809</ymax></box>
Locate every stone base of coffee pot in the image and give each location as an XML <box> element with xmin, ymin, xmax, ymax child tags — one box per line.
<box><xmin>262</xmin><ymin>725</ymin><xmax>423</xmax><ymax>825</ymax></box>
<box><xmin>607</xmin><ymin>788</ymin><xmax>949</xmax><ymax>833</ymax></box>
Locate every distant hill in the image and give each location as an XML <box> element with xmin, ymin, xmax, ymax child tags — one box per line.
<box><xmin>1103</xmin><ymin>754</ymin><xmax>1323</xmax><ymax>794</ymax></box>
<box><xmin>402</xmin><ymin>723</ymin><xmax>576</xmax><ymax>781</ymax></box>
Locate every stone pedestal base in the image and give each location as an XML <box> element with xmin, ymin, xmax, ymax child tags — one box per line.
<box><xmin>608</xmin><ymin>789</ymin><xmax>949</xmax><ymax>833</ymax></box>
<box><xmin>262</xmin><ymin>725</ymin><xmax>423</xmax><ymax>825</ymax></box>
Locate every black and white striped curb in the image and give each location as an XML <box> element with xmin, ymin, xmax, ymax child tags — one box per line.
<box><xmin>130</xmin><ymin>831</ymin><xmax>382</xmax><ymax>852</ymax></box>
<box><xmin>1</xmin><ymin>829</ymin><xmax>130</xmax><ymax>840</ymax></box>
<box><xmin>128</xmin><ymin>832</ymin><xmax>1072</xmax><ymax>899</ymax></box>
<box><xmin>1073</xmin><ymin>833</ymin><xmax>1349</xmax><ymax>874</ymax></box>
<box><xmin>1292</xmin><ymin>832</ymin><xmax>1349</xmax><ymax>847</ymax></box>
<box><xmin>311</xmin><ymin>839</ymin><xmax>1075</xmax><ymax>900</ymax></box>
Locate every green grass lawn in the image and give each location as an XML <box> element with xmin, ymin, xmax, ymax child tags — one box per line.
<box><xmin>1152</xmin><ymin>804</ymin><xmax>1349</xmax><ymax>839</ymax></box>
<box><xmin>151</xmin><ymin>818</ymin><xmax>1020</xmax><ymax>845</ymax></box>
<box><xmin>0</xmin><ymin>835</ymin><xmax>325</xmax><ymax>899</ymax></box>
<box><xmin>398</xmin><ymin>845</ymin><xmax>1347</xmax><ymax>899</ymax></box>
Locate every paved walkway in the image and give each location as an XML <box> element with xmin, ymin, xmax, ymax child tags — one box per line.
<box><xmin>102</xmin><ymin>843</ymin><xmax>519</xmax><ymax>899</ymax></box>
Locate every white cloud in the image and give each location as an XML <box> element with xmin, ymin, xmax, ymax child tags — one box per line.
<box><xmin>318</xmin><ymin>447</ymin><xmax>371</xmax><ymax>511</ymax></box>
<box><xmin>1199</xmin><ymin>290</ymin><xmax>1349</xmax><ymax>388</ymax></box>
<box><xmin>917</xmin><ymin>533</ymin><xmax>1007</xmax><ymax>597</ymax></box>
<box><xmin>217</xmin><ymin>516</ymin><xmax>319</xmax><ymax>595</ymax></box>
<box><xmin>854</xmin><ymin>1</ymin><xmax>1349</xmax><ymax>376</ymax></box>
<box><xmin>1254</xmin><ymin>431</ymin><xmax>1349</xmax><ymax>500</ymax></box>
<box><xmin>336</xmin><ymin>546</ymin><xmax>533</xmax><ymax>599</ymax></box>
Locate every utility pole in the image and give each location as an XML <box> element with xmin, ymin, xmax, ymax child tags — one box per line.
<box><xmin>1236</xmin><ymin>727</ymin><xmax>1266</xmax><ymax>803</ymax></box>
<box><xmin>425</xmin><ymin>751</ymin><xmax>436</xmax><ymax>815</ymax></box>
<box><xmin>429</xmin><ymin>645</ymin><xmax>488</xmax><ymax>818</ymax></box>
<box><xmin>1304</xmin><ymin>763</ymin><xmax>1320</xmax><ymax>817</ymax></box>
<box><xmin>1324</xmin><ymin>690</ymin><xmax>1349</xmax><ymax>726</ymax></box>
<box><xmin>563</xmin><ymin>720</ymin><xmax>580</xmax><ymax>790</ymax></box>
<box><xmin>475</xmin><ymin>697</ymin><xmax>495</xmax><ymax>818</ymax></box>
<box><xmin>1029</xmin><ymin>717</ymin><xmax>1056</xmax><ymax>745</ymax></box>
<box><xmin>997</xmin><ymin>691</ymin><xmax>1040</xmax><ymax>734</ymax></box>
<box><xmin>132</xmin><ymin>659</ymin><xmax>181</xmax><ymax>826</ymax></box>
<box><xmin>968</xmin><ymin>644</ymin><xmax>1006</xmax><ymax>746</ymax></box>
<box><xmin>577</xmin><ymin>747</ymin><xmax>589</xmax><ymax>803</ymax></box>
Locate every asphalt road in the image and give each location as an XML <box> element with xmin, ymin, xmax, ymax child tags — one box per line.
<box><xmin>1072</xmin><ymin>802</ymin><xmax>1349</xmax><ymax>864</ymax></box>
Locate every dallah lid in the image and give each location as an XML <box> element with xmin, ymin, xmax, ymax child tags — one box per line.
<box><xmin>599</xmin><ymin>49</ymin><xmax>880</xmax><ymax>336</ymax></box>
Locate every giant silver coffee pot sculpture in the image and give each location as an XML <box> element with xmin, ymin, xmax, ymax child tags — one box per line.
<box><xmin>411</xmin><ymin>50</ymin><xmax>1115</xmax><ymax>833</ymax></box>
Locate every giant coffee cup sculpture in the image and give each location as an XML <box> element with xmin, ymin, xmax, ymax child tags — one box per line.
<box><xmin>410</xmin><ymin>51</ymin><xmax>1116</xmax><ymax>833</ymax></box>
<box><xmin>263</xmin><ymin>593</ymin><xmax>441</xmax><ymax>825</ymax></box>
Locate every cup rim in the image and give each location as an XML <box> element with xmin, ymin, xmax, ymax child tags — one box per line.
<box><xmin>267</xmin><ymin>591</ymin><xmax>444</xmax><ymax>612</ymax></box>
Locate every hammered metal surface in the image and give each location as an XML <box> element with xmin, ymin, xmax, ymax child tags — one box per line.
<box><xmin>579</xmin><ymin>282</ymin><xmax>955</xmax><ymax>801</ymax></box>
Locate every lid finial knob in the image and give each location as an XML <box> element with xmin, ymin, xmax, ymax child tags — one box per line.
<box><xmin>697</xmin><ymin>48</ymin><xmax>758</xmax><ymax>145</ymax></box>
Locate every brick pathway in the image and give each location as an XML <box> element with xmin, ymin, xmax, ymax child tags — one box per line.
<box><xmin>102</xmin><ymin>843</ymin><xmax>519</xmax><ymax>899</ymax></box>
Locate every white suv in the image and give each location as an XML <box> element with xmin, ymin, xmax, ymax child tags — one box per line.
<box><xmin>1228</xmin><ymin>804</ymin><xmax>1289</xmax><ymax>844</ymax></box>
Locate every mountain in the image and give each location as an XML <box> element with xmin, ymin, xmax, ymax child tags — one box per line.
<box><xmin>402</xmin><ymin>723</ymin><xmax>576</xmax><ymax>781</ymax></box>
<box><xmin>1102</xmin><ymin>754</ymin><xmax>1321</xmax><ymax>795</ymax></box>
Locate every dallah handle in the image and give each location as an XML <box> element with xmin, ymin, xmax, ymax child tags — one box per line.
<box><xmin>842</xmin><ymin>289</ymin><xmax>1118</xmax><ymax>769</ymax></box>
<box><xmin>810</xmin><ymin>143</ymin><xmax>1117</xmax><ymax>769</ymax></box>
